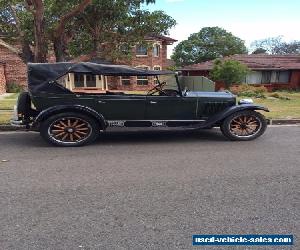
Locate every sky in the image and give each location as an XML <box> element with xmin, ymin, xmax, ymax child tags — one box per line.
<box><xmin>144</xmin><ymin>0</ymin><xmax>300</xmax><ymax>57</ymax></box>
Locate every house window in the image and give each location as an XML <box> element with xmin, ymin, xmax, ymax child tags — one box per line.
<box><xmin>136</xmin><ymin>66</ymin><xmax>149</xmax><ymax>85</ymax></box>
<box><xmin>120</xmin><ymin>44</ymin><xmax>131</xmax><ymax>55</ymax></box>
<box><xmin>121</xmin><ymin>76</ymin><xmax>131</xmax><ymax>85</ymax></box>
<box><xmin>245</xmin><ymin>71</ymin><xmax>291</xmax><ymax>84</ymax></box>
<box><xmin>261</xmin><ymin>71</ymin><xmax>272</xmax><ymax>84</ymax></box>
<box><xmin>74</xmin><ymin>74</ymin><xmax>85</xmax><ymax>87</ymax></box>
<box><xmin>136</xmin><ymin>45</ymin><xmax>148</xmax><ymax>56</ymax></box>
<box><xmin>153</xmin><ymin>66</ymin><xmax>161</xmax><ymax>71</ymax></box>
<box><xmin>153</xmin><ymin>44</ymin><xmax>160</xmax><ymax>57</ymax></box>
<box><xmin>274</xmin><ymin>71</ymin><xmax>290</xmax><ymax>83</ymax></box>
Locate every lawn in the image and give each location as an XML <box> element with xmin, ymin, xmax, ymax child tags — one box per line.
<box><xmin>0</xmin><ymin>91</ymin><xmax>300</xmax><ymax>125</ymax></box>
<box><xmin>240</xmin><ymin>92</ymin><xmax>300</xmax><ymax>119</ymax></box>
<box><xmin>0</xmin><ymin>93</ymin><xmax>19</xmax><ymax>110</ymax></box>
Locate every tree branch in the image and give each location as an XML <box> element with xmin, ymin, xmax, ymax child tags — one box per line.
<box><xmin>0</xmin><ymin>39</ymin><xmax>21</xmax><ymax>55</ymax></box>
<box><xmin>54</xmin><ymin>0</ymin><xmax>92</xmax><ymax>36</ymax></box>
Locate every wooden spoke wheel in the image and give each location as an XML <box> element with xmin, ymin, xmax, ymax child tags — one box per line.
<box><xmin>221</xmin><ymin>110</ymin><xmax>267</xmax><ymax>141</ymax></box>
<box><xmin>40</xmin><ymin>112</ymin><xmax>100</xmax><ymax>146</ymax></box>
<box><xmin>49</xmin><ymin>117</ymin><xmax>92</xmax><ymax>143</ymax></box>
<box><xmin>229</xmin><ymin>115</ymin><xmax>261</xmax><ymax>137</ymax></box>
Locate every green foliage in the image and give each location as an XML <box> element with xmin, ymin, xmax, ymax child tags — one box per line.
<box><xmin>171</xmin><ymin>27</ymin><xmax>247</xmax><ymax>66</ymax></box>
<box><xmin>6</xmin><ymin>82</ymin><xmax>24</xmax><ymax>93</ymax></box>
<box><xmin>209</xmin><ymin>60</ymin><xmax>249</xmax><ymax>89</ymax></box>
<box><xmin>0</xmin><ymin>0</ymin><xmax>176</xmax><ymax>62</ymax></box>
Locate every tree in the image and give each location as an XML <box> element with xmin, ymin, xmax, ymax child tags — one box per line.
<box><xmin>251</xmin><ymin>36</ymin><xmax>300</xmax><ymax>55</ymax></box>
<box><xmin>252</xmin><ymin>48</ymin><xmax>267</xmax><ymax>54</ymax></box>
<box><xmin>209</xmin><ymin>59</ymin><xmax>249</xmax><ymax>89</ymax></box>
<box><xmin>0</xmin><ymin>0</ymin><xmax>176</xmax><ymax>63</ymax></box>
<box><xmin>68</xmin><ymin>3</ymin><xmax>176</xmax><ymax>61</ymax></box>
<box><xmin>0</xmin><ymin>0</ymin><xmax>92</xmax><ymax>62</ymax></box>
<box><xmin>171</xmin><ymin>27</ymin><xmax>247</xmax><ymax>67</ymax></box>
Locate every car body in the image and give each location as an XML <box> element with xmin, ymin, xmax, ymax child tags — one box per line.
<box><xmin>11</xmin><ymin>62</ymin><xmax>269</xmax><ymax>146</ymax></box>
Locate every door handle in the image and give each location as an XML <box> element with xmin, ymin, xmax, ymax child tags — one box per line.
<box><xmin>150</xmin><ymin>101</ymin><xmax>157</xmax><ymax>104</ymax></box>
<box><xmin>98</xmin><ymin>100</ymin><xmax>106</xmax><ymax>104</ymax></box>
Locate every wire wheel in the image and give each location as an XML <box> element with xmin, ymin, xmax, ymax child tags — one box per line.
<box><xmin>229</xmin><ymin>115</ymin><xmax>261</xmax><ymax>138</ymax></box>
<box><xmin>48</xmin><ymin>117</ymin><xmax>92</xmax><ymax>144</ymax></box>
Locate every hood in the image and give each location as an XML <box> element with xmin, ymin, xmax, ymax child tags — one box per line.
<box><xmin>185</xmin><ymin>91</ymin><xmax>236</xmax><ymax>98</ymax></box>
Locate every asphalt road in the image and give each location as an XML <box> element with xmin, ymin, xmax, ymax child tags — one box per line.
<box><xmin>0</xmin><ymin>126</ymin><xmax>299</xmax><ymax>250</ymax></box>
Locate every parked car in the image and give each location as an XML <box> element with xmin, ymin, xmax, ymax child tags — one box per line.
<box><xmin>11</xmin><ymin>62</ymin><xmax>269</xmax><ymax>146</ymax></box>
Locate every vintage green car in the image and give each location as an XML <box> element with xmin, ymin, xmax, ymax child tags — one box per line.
<box><xmin>11</xmin><ymin>62</ymin><xmax>269</xmax><ymax>146</ymax></box>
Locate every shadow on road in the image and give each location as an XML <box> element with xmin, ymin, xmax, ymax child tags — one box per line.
<box><xmin>95</xmin><ymin>128</ymin><xmax>227</xmax><ymax>145</ymax></box>
<box><xmin>0</xmin><ymin>128</ymin><xmax>228</xmax><ymax>148</ymax></box>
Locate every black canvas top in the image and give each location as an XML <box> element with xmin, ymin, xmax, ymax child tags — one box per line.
<box><xmin>28</xmin><ymin>62</ymin><xmax>174</xmax><ymax>94</ymax></box>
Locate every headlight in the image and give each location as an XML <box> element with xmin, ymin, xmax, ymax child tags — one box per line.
<box><xmin>239</xmin><ymin>98</ymin><xmax>254</xmax><ymax>104</ymax></box>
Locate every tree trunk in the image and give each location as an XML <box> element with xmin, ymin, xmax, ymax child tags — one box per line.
<box><xmin>25</xmin><ymin>0</ymin><xmax>47</xmax><ymax>63</ymax></box>
<box><xmin>53</xmin><ymin>0</ymin><xmax>92</xmax><ymax>62</ymax></box>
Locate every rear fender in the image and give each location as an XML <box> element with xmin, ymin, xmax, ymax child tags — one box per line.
<box><xmin>33</xmin><ymin>105</ymin><xmax>107</xmax><ymax>129</ymax></box>
<box><xmin>201</xmin><ymin>104</ymin><xmax>269</xmax><ymax>128</ymax></box>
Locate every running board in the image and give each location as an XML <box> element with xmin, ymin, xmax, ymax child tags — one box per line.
<box><xmin>107</xmin><ymin>120</ymin><xmax>206</xmax><ymax>128</ymax></box>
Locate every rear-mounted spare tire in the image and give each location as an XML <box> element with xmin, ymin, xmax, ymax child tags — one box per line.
<box><xmin>17</xmin><ymin>92</ymin><xmax>31</xmax><ymax>115</ymax></box>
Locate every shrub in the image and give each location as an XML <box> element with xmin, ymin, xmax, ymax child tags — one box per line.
<box><xmin>6</xmin><ymin>82</ymin><xmax>24</xmax><ymax>93</ymax></box>
<box><xmin>230</xmin><ymin>84</ymin><xmax>267</xmax><ymax>98</ymax></box>
<box><xmin>210</xmin><ymin>59</ymin><xmax>250</xmax><ymax>88</ymax></box>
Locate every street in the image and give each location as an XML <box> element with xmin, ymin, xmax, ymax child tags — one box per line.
<box><xmin>0</xmin><ymin>126</ymin><xmax>299</xmax><ymax>249</ymax></box>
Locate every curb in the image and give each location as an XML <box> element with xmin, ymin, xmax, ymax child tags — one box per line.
<box><xmin>1</xmin><ymin>119</ymin><xmax>300</xmax><ymax>132</ymax></box>
<box><xmin>268</xmin><ymin>119</ymin><xmax>300</xmax><ymax>125</ymax></box>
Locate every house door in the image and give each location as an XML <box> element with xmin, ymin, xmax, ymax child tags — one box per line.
<box><xmin>145</xmin><ymin>96</ymin><xmax>197</xmax><ymax>120</ymax></box>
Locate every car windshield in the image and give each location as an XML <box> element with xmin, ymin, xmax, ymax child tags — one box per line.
<box><xmin>156</xmin><ymin>74</ymin><xmax>179</xmax><ymax>91</ymax></box>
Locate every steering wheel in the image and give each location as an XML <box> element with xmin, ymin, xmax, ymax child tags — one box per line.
<box><xmin>147</xmin><ymin>81</ymin><xmax>168</xmax><ymax>96</ymax></box>
<box><xmin>182</xmin><ymin>86</ymin><xmax>189</xmax><ymax>96</ymax></box>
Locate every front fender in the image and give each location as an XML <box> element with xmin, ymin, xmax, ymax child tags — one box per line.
<box><xmin>201</xmin><ymin>104</ymin><xmax>269</xmax><ymax>128</ymax></box>
<box><xmin>32</xmin><ymin>105</ymin><xmax>107</xmax><ymax>129</ymax></box>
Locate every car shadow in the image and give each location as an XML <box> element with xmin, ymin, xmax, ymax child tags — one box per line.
<box><xmin>94</xmin><ymin>128</ymin><xmax>228</xmax><ymax>145</ymax></box>
<box><xmin>0</xmin><ymin>128</ymin><xmax>228</xmax><ymax>149</ymax></box>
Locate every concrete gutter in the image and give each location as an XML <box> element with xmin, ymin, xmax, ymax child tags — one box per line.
<box><xmin>0</xmin><ymin>119</ymin><xmax>299</xmax><ymax>131</ymax></box>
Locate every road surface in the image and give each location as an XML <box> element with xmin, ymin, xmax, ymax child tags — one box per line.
<box><xmin>0</xmin><ymin>126</ymin><xmax>299</xmax><ymax>249</ymax></box>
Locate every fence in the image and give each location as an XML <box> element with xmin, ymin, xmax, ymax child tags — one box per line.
<box><xmin>178</xmin><ymin>76</ymin><xmax>215</xmax><ymax>92</ymax></box>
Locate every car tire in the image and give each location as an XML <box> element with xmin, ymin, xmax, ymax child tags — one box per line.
<box><xmin>220</xmin><ymin>110</ymin><xmax>267</xmax><ymax>141</ymax></box>
<box><xmin>40</xmin><ymin>112</ymin><xmax>100</xmax><ymax>146</ymax></box>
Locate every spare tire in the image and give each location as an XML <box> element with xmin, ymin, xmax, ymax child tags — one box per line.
<box><xmin>17</xmin><ymin>92</ymin><xmax>31</xmax><ymax>115</ymax></box>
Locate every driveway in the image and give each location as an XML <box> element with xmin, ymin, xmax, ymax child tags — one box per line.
<box><xmin>0</xmin><ymin>126</ymin><xmax>299</xmax><ymax>249</ymax></box>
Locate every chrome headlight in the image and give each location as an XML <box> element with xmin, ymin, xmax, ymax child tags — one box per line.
<box><xmin>239</xmin><ymin>98</ymin><xmax>254</xmax><ymax>105</ymax></box>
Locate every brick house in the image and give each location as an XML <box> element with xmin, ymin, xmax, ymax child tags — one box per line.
<box><xmin>0</xmin><ymin>34</ymin><xmax>177</xmax><ymax>94</ymax></box>
<box><xmin>0</xmin><ymin>44</ymin><xmax>28</xmax><ymax>94</ymax></box>
<box><xmin>65</xmin><ymin>34</ymin><xmax>177</xmax><ymax>93</ymax></box>
<box><xmin>181</xmin><ymin>54</ymin><xmax>300</xmax><ymax>91</ymax></box>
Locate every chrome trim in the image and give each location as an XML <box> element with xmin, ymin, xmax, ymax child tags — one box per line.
<box><xmin>107</xmin><ymin>119</ymin><xmax>206</xmax><ymax>122</ymax></box>
<box><xmin>107</xmin><ymin>119</ymin><xmax>206</xmax><ymax>127</ymax></box>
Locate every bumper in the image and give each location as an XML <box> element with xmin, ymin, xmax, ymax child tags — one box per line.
<box><xmin>10</xmin><ymin>119</ymin><xmax>30</xmax><ymax>129</ymax></box>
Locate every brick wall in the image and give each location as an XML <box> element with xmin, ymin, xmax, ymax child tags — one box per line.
<box><xmin>0</xmin><ymin>46</ymin><xmax>27</xmax><ymax>89</ymax></box>
<box><xmin>113</xmin><ymin>40</ymin><xmax>170</xmax><ymax>90</ymax></box>
<box><xmin>0</xmin><ymin>64</ymin><xmax>6</xmax><ymax>94</ymax></box>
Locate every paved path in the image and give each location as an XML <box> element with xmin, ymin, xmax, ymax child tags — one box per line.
<box><xmin>0</xmin><ymin>127</ymin><xmax>299</xmax><ymax>249</ymax></box>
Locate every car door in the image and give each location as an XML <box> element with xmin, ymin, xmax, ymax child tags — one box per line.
<box><xmin>145</xmin><ymin>95</ymin><xmax>198</xmax><ymax>121</ymax></box>
<box><xmin>94</xmin><ymin>94</ymin><xmax>146</xmax><ymax>121</ymax></box>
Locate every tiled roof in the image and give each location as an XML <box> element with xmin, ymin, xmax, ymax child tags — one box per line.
<box><xmin>145</xmin><ymin>34</ymin><xmax>177</xmax><ymax>44</ymax></box>
<box><xmin>181</xmin><ymin>54</ymin><xmax>300</xmax><ymax>71</ymax></box>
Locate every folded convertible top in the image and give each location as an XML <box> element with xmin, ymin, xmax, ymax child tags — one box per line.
<box><xmin>28</xmin><ymin>62</ymin><xmax>173</xmax><ymax>94</ymax></box>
